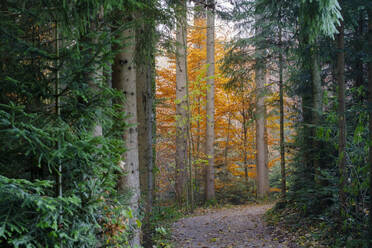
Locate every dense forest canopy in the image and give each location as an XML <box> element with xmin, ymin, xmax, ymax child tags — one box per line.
<box><xmin>0</xmin><ymin>0</ymin><xmax>371</xmax><ymax>247</ymax></box>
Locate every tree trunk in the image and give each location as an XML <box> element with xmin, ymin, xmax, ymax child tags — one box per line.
<box><xmin>224</xmin><ymin>113</ymin><xmax>231</xmax><ymax>182</ymax></box>
<box><xmin>336</xmin><ymin>20</ymin><xmax>346</xmax><ymax>220</ymax></box>
<box><xmin>310</xmin><ymin>45</ymin><xmax>322</xmax><ymax>176</ymax></box>
<box><xmin>255</xmin><ymin>56</ymin><xmax>269</xmax><ymax>197</ymax></box>
<box><xmin>205</xmin><ymin>0</ymin><xmax>215</xmax><ymax>201</ymax></box>
<box><xmin>186</xmin><ymin>80</ymin><xmax>194</xmax><ymax>212</ymax></box>
<box><xmin>193</xmin><ymin>1</ymin><xmax>204</xmax><ymax>205</ymax></box>
<box><xmin>243</xmin><ymin>109</ymin><xmax>248</xmax><ymax>184</ymax></box>
<box><xmin>279</xmin><ymin>24</ymin><xmax>286</xmax><ymax>199</ymax></box>
<box><xmin>355</xmin><ymin>11</ymin><xmax>364</xmax><ymax>103</ymax></box>
<box><xmin>112</xmin><ymin>26</ymin><xmax>141</xmax><ymax>247</ymax></box>
<box><xmin>136</xmin><ymin>20</ymin><xmax>155</xmax><ymax>246</ymax></box>
<box><xmin>224</xmin><ymin>114</ymin><xmax>231</xmax><ymax>169</ymax></box>
<box><xmin>255</xmin><ymin>14</ymin><xmax>269</xmax><ymax>198</ymax></box>
<box><xmin>90</xmin><ymin>11</ymin><xmax>104</xmax><ymax>138</ymax></box>
<box><xmin>367</xmin><ymin>7</ymin><xmax>372</xmax><ymax>241</ymax></box>
<box><xmin>137</xmin><ymin>63</ymin><xmax>147</xmax><ymax>198</ymax></box>
<box><xmin>300</xmin><ymin>31</ymin><xmax>314</xmax><ymax>179</ymax></box>
<box><xmin>265</xmin><ymin>114</ymin><xmax>269</xmax><ymax>188</ymax></box>
<box><xmin>175</xmin><ymin>0</ymin><xmax>188</xmax><ymax>204</ymax></box>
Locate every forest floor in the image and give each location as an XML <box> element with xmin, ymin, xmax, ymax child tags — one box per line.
<box><xmin>171</xmin><ymin>204</ymin><xmax>299</xmax><ymax>248</ymax></box>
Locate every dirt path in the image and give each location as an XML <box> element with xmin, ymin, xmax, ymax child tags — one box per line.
<box><xmin>171</xmin><ymin>204</ymin><xmax>296</xmax><ymax>248</ymax></box>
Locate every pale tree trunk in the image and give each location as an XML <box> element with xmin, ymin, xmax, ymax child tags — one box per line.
<box><xmin>93</xmin><ymin>122</ymin><xmax>103</xmax><ymax>137</ymax></box>
<box><xmin>112</xmin><ymin>27</ymin><xmax>141</xmax><ymax>247</ymax></box>
<box><xmin>193</xmin><ymin>1</ymin><xmax>204</xmax><ymax>205</ymax></box>
<box><xmin>89</xmin><ymin>10</ymin><xmax>104</xmax><ymax>137</ymax></box>
<box><xmin>367</xmin><ymin>8</ymin><xmax>372</xmax><ymax>241</ymax></box>
<box><xmin>205</xmin><ymin>0</ymin><xmax>215</xmax><ymax>201</ymax></box>
<box><xmin>186</xmin><ymin>15</ymin><xmax>193</xmax><ymax>211</ymax></box>
<box><xmin>336</xmin><ymin>20</ymin><xmax>346</xmax><ymax>218</ymax></box>
<box><xmin>255</xmin><ymin>15</ymin><xmax>269</xmax><ymax>198</ymax></box>
<box><xmin>186</xmin><ymin>73</ymin><xmax>194</xmax><ymax>212</ymax></box>
<box><xmin>255</xmin><ymin>60</ymin><xmax>269</xmax><ymax>197</ymax></box>
<box><xmin>175</xmin><ymin>0</ymin><xmax>188</xmax><ymax>204</ymax></box>
<box><xmin>279</xmin><ymin>24</ymin><xmax>286</xmax><ymax>199</ymax></box>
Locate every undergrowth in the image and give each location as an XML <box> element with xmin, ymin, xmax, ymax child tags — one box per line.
<box><xmin>150</xmin><ymin>204</ymin><xmax>185</xmax><ymax>248</ymax></box>
<box><xmin>266</xmin><ymin>200</ymin><xmax>371</xmax><ymax>248</ymax></box>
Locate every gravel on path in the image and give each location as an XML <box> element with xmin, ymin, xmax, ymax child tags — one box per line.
<box><xmin>171</xmin><ymin>204</ymin><xmax>297</xmax><ymax>248</ymax></box>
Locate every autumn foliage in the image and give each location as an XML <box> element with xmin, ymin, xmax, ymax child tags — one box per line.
<box><xmin>155</xmin><ymin>17</ymin><xmax>292</xmax><ymax>200</ymax></box>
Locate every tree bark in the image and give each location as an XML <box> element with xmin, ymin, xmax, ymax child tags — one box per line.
<box><xmin>193</xmin><ymin>1</ymin><xmax>204</xmax><ymax>205</ymax></box>
<box><xmin>336</xmin><ymin>20</ymin><xmax>346</xmax><ymax>219</ymax></box>
<box><xmin>90</xmin><ymin>11</ymin><xmax>104</xmax><ymax>138</ymax></box>
<box><xmin>243</xmin><ymin>111</ymin><xmax>248</xmax><ymax>184</ymax></box>
<box><xmin>186</xmin><ymin>78</ymin><xmax>194</xmax><ymax>212</ymax></box>
<box><xmin>112</xmin><ymin>26</ymin><xmax>141</xmax><ymax>247</ymax></box>
<box><xmin>136</xmin><ymin>21</ymin><xmax>155</xmax><ymax>246</ymax></box>
<box><xmin>310</xmin><ymin>45</ymin><xmax>322</xmax><ymax>176</ymax></box>
<box><xmin>175</xmin><ymin>0</ymin><xmax>188</xmax><ymax>204</ymax></box>
<box><xmin>279</xmin><ymin>24</ymin><xmax>286</xmax><ymax>199</ymax></box>
<box><xmin>255</xmin><ymin>57</ymin><xmax>269</xmax><ymax>197</ymax></box>
<box><xmin>224</xmin><ymin>113</ymin><xmax>231</xmax><ymax>173</ymax></box>
<box><xmin>205</xmin><ymin>0</ymin><xmax>215</xmax><ymax>201</ymax></box>
<box><xmin>367</xmin><ymin>7</ymin><xmax>372</xmax><ymax>241</ymax></box>
<box><xmin>300</xmin><ymin>31</ymin><xmax>314</xmax><ymax>178</ymax></box>
<box><xmin>264</xmin><ymin>114</ymin><xmax>269</xmax><ymax>188</ymax></box>
<box><xmin>355</xmin><ymin>11</ymin><xmax>364</xmax><ymax>103</ymax></box>
<box><xmin>255</xmin><ymin>14</ymin><xmax>269</xmax><ymax>198</ymax></box>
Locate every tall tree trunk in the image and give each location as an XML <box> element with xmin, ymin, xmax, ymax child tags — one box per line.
<box><xmin>255</xmin><ymin>57</ymin><xmax>269</xmax><ymax>197</ymax></box>
<box><xmin>355</xmin><ymin>11</ymin><xmax>364</xmax><ymax>103</ymax></box>
<box><xmin>112</xmin><ymin>26</ymin><xmax>141</xmax><ymax>247</ymax></box>
<box><xmin>193</xmin><ymin>1</ymin><xmax>205</xmax><ymax>204</ymax></box>
<box><xmin>90</xmin><ymin>10</ymin><xmax>104</xmax><ymax>138</ymax></box>
<box><xmin>279</xmin><ymin>24</ymin><xmax>286</xmax><ymax>199</ymax></box>
<box><xmin>264</xmin><ymin>114</ymin><xmax>269</xmax><ymax>188</ymax></box>
<box><xmin>310</xmin><ymin>45</ymin><xmax>322</xmax><ymax>177</ymax></box>
<box><xmin>205</xmin><ymin>0</ymin><xmax>215</xmax><ymax>201</ymax></box>
<box><xmin>186</xmin><ymin>78</ymin><xmax>194</xmax><ymax>212</ymax></box>
<box><xmin>186</xmin><ymin>14</ymin><xmax>194</xmax><ymax>210</ymax></box>
<box><xmin>175</xmin><ymin>0</ymin><xmax>188</xmax><ymax>204</ymax></box>
<box><xmin>300</xmin><ymin>31</ymin><xmax>314</xmax><ymax>179</ymax></box>
<box><xmin>54</xmin><ymin>23</ymin><xmax>63</xmax><ymax>246</ymax></box>
<box><xmin>243</xmin><ymin>109</ymin><xmax>249</xmax><ymax>184</ymax></box>
<box><xmin>255</xmin><ymin>14</ymin><xmax>269</xmax><ymax>198</ymax></box>
<box><xmin>336</xmin><ymin>20</ymin><xmax>346</xmax><ymax>221</ymax></box>
<box><xmin>136</xmin><ymin>20</ymin><xmax>155</xmax><ymax>246</ymax></box>
<box><xmin>224</xmin><ymin>113</ymin><xmax>231</xmax><ymax>176</ymax></box>
<box><xmin>367</xmin><ymin>8</ymin><xmax>372</xmax><ymax>241</ymax></box>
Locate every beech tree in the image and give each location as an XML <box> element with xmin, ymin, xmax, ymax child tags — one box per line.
<box><xmin>205</xmin><ymin>0</ymin><xmax>216</xmax><ymax>201</ymax></box>
<box><xmin>255</xmin><ymin>13</ymin><xmax>269</xmax><ymax>198</ymax></box>
<box><xmin>112</xmin><ymin>24</ymin><xmax>141</xmax><ymax>246</ymax></box>
<box><xmin>175</xmin><ymin>0</ymin><xmax>188</xmax><ymax>204</ymax></box>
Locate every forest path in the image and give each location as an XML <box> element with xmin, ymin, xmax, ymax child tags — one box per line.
<box><xmin>171</xmin><ymin>204</ymin><xmax>296</xmax><ymax>248</ymax></box>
